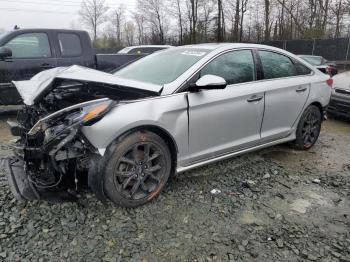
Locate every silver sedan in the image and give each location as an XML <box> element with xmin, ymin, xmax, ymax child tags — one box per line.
<box><xmin>6</xmin><ymin>43</ymin><xmax>332</xmax><ymax>207</ymax></box>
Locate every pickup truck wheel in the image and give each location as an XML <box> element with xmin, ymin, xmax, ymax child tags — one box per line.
<box><xmin>104</xmin><ymin>131</ymin><xmax>172</xmax><ymax>208</ymax></box>
<box><xmin>294</xmin><ymin>105</ymin><xmax>322</xmax><ymax>150</ymax></box>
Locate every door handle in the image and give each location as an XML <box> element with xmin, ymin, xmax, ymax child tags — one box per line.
<box><xmin>247</xmin><ymin>95</ymin><xmax>263</xmax><ymax>103</ymax></box>
<box><xmin>296</xmin><ymin>86</ymin><xmax>307</xmax><ymax>92</ymax></box>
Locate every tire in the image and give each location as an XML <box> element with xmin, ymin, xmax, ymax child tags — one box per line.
<box><xmin>103</xmin><ymin>131</ymin><xmax>172</xmax><ymax>207</ymax></box>
<box><xmin>293</xmin><ymin>105</ymin><xmax>322</xmax><ymax>150</ymax></box>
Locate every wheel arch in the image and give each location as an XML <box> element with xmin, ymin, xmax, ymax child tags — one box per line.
<box><xmin>112</xmin><ymin>125</ymin><xmax>178</xmax><ymax>174</ymax></box>
<box><xmin>309</xmin><ymin>101</ymin><xmax>325</xmax><ymax>119</ymax></box>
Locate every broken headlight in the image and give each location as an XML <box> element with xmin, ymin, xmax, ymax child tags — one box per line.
<box><xmin>28</xmin><ymin>98</ymin><xmax>115</xmax><ymax>136</ymax></box>
<box><xmin>71</xmin><ymin>99</ymin><xmax>115</xmax><ymax>126</ymax></box>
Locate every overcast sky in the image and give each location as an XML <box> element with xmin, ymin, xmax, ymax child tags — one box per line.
<box><xmin>0</xmin><ymin>0</ymin><xmax>136</xmax><ymax>32</ymax></box>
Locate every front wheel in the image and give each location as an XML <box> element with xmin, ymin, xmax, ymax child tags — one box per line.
<box><xmin>293</xmin><ymin>105</ymin><xmax>322</xmax><ymax>150</ymax></box>
<box><xmin>103</xmin><ymin>131</ymin><xmax>172</xmax><ymax>207</ymax></box>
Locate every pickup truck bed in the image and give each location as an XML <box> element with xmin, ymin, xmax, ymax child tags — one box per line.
<box><xmin>0</xmin><ymin>29</ymin><xmax>149</xmax><ymax>105</ymax></box>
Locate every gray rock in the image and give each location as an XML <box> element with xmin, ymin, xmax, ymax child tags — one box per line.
<box><xmin>238</xmin><ymin>245</ymin><xmax>245</xmax><ymax>252</ymax></box>
<box><xmin>331</xmin><ymin>251</ymin><xmax>342</xmax><ymax>258</ymax></box>
<box><xmin>301</xmin><ymin>250</ymin><xmax>308</xmax><ymax>259</ymax></box>
<box><xmin>0</xmin><ymin>251</ymin><xmax>6</xmax><ymax>258</ymax></box>
<box><xmin>308</xmin><ymin>254</ymin><xmax>318</xmax><ymax>261</ymax></box>
<box><xmin>276</xmin><ymin>239</ymin><xmax>284</xmax><ymax>248</ymax></box>
<box><xmin>263</xmin><ymin>173</ymin><xmax>271</xmax><ymax>179</ymax></box>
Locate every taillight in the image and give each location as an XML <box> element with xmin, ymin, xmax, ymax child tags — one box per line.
<box><xmin>326</xmin><ymin>78</ymin><xmax>333</xmax><ymax>88</ymax></box>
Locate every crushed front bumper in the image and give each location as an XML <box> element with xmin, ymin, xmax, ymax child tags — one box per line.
<box><xmin>3</xmin><ymin>157</ymin><xmax>39</xmax><ymax>202</ymax></box>
<box><xmin>2</xmin><ymin>156</ymin><xmax>81</xmax><ymax>203</ymax></box>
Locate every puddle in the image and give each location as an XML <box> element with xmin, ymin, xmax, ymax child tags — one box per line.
<box><xmin>240</xmin><ymin>210</ymin><xmax>266</xmax><ymax>225</ymax></box>
<box><xmin>290</xmin><ymin>199</ymin><xmax>311</xmax><ymax>214</ymax></box>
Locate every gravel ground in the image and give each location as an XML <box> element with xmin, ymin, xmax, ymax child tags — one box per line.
<box><xmin>0</xmin><ymin>116</ymin><xmax>349</xmax><ymax>261</ymax></box>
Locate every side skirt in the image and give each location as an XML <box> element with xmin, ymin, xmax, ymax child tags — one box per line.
<box><xmin>176</xmin><ymin>135</ymin><xmax>295</xmax><ymax>173</ymax></box>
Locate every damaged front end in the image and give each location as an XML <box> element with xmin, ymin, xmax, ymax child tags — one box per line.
<box><xmin>2</xmin><ymin>65</ymin><xmax>162</xmax><ymax>203</ymax></box>
<box><xmin>5</xmin><ymin>98</ymin><xmax>115</xmax><ymax>203</ymax></box>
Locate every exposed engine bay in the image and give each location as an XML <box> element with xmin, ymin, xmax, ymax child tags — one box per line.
<box><xmin>4</xmin><ymin>73</ymin><xmax>160</xmax><ymax>203</ymax></box>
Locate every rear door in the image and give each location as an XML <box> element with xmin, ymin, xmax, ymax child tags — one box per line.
<box><xmin>0</xmin><ymin>32</ymin><xmax>56</xmax><ymax>104</ymax></box>
<box><xmin>187</xmin><ymin>49</ymin><xmax>265</xmax><ymax>163</ymax></box>
<box><xmin>258</xmin><ymin>50</ymin><xmax>312</xmax><ymax>140</ymax></box>
<box><xmin>55</xmin><ymin>32</ymin><xmax>94</xmax><ymax>68</ymax></box>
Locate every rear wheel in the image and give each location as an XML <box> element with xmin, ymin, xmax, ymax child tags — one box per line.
<box><xmin>103</xmin><ymin>131</ymin><xmax>172</xmax><ymax>207</ymax></box>
<box><xmin>293</xmin><ymin>105</ymin><xmax>322</xmax><ymax>150</ymax></box>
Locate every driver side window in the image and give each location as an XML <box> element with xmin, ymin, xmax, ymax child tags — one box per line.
<box><xmin>200</xmin><ymin>50</ymin><xmax>256</xmax><ymax>85</ymax></box>
<box><xmin>4</xmin><ymin>33</ymin><xmax>51</xmax><ymax>59</ymax></box>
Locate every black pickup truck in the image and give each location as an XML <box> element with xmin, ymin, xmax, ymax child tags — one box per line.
<box><xmin>0</xmin><ymin>29</ymin><xmax>165</xmax><ymax>105</ymax></box>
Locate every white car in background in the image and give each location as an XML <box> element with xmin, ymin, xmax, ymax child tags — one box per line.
<box><xmin>117</xmin><ymin>45</ymin><xmax>172</xmax><ymax>55</ymax></box>
<box><xmin>328</xmin><ymin>71</ymin><xmax>350</xmax><ymax>118</ymax></box>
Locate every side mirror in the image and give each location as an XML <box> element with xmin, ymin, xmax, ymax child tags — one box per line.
<box><xmin>189</xmin><ymin>75</ymin><xmax>227</xmax><ymax>92</ymax></box>
<box><xmin>0</xmin><ymin>47</ymin><xmax>12</xmax><ymax>60</ymax></box>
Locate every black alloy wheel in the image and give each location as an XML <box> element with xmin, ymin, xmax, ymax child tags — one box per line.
<box><xmin>114</xmin><ymin>142</ymin><xmax>165</xmax><ymax>200</ymax></box>
<box><xmin>294</xmin><ymin>105</ymin><xmax>322</xmax><ymax>150</ymax></box>
<box><xmin>104</xmin><ymin>131</ymin><xmax>172</xmax><ymax>207</ymax></box>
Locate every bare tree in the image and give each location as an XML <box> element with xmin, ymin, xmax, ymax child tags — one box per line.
<box><xmin>111</xmin><ymin>4</ymin><xmax>126</xmax><ymax>46</ymax></box>
<box><xmin>137</xmin><ymin>0</ymin><xmax>167</xmax><ymax>44</ymax></box>
<box><xmin>134</xmin><ymin>13</ymin><xmax>146</xmax><ymax>45</ymax></box>
<box><xmin>275</xmin><ymin>0</ymin><xmax>305</xmax><ymax>36</ymax></box>
<box><xmin>217</xmin><ymin>0</ymin><xmax>225</xmax><ymax>41</ymax></box>
<box><xmin>188</xmin><ymin>0</ymin><xmax>200</xmax><ymax>43</ymax></box>
<box><xmin>169</xmin><ymin>0</ymin><xmax>185</xmax><ymax>45</ymax></box>
<box><xmin>233</xmin><ymin>0</ymin><xmax>240</xmax><ymax>41</ymax></box>
<box><xmin>124</xmin><ymin>21</ymin><xmax>136</xmax><ymax>46</ymax></box>
<box><xmin>79</xmin><ymin>0</ymin><xmax>109</xmax><ymax>42</ymax></box>
<box><xmin>330</xmin><ymin>0</ymin><xmax>345</xmax><ymax>38</ymax></box>
<box><xmin>92</xmin><ymin>0</ymin><xmax>350</xmax><ymax>46</ymax></box>
<box><xmin>239</xmin><ymin>0</ymin><xmax>249</xmax><ymax>41</ymax></box>
<box><xmin>264</xmin><ymin>0</ymin><xmax>273</xmax><ymax>41</ymax></box>
<box><xmin>202</xmin><ymin>0</ymin><xmax>215</xmax><ymax>42</ymax></box>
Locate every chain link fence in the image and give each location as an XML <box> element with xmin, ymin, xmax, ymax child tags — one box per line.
<box><xmin>264</xmin><ymin>38</ymin><xmax>350</xmax><ymax>70</ymax></box>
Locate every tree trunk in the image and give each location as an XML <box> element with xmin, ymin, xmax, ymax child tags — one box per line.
<box><xmin>176</xmin><ymin>0</ymin><xmax>183</xmax><ymax>45</ymax></box>
<box><xmin>233</xmin><ymin>0</ymin><xmax>240</xmax><ymax>41</ymax></box>
<box><xmin>264</xmin><ymin>0</ymin><xmax>270</xmax><ymax>41</ymax></box>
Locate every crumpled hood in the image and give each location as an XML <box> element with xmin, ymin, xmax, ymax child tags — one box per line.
<box><xmin>13</xmin><ymin>65</ymin><xmax>163</xmax><ymax>105</ymax></box>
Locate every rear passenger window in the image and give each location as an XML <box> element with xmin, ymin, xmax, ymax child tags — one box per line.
<box><xmin>294</xmin><ymin>61</ymin><xmax>312</xmax><ymax>75</ymax></box>
<box><xmin>259</xmin><ymin>51</ymin><xmax>296</xmax><ymax>79</ymax></box>
<box><xmin>58</xmin><ymin>33</ymin><xmax>82</xmax><ymax>57</ymax></box>
<box><xmin>200</xmin><ymin>50</ymin><xmax>256</xmax><ymax>85</ymax></box>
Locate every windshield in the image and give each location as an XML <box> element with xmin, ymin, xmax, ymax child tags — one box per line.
<box><xmin>300</xmin><ymin>56</ymin><xmax>323</xmax><ymax>66</ymax></box>
<box><xmin>114</xmin><ymin>48</ymin><xmax>210</xmax><ymax>85</ymax></box>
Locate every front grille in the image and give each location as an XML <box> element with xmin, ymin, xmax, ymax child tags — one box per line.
<box><xmin>335</xmin><ymin>88</ymin><xmax>350</xmax><ymax>96</ymax></box>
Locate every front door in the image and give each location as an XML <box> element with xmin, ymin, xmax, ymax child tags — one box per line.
<box><xmin>187</xmin><ymin>49</ymin><xmax>265</xmax><ymax>164</ymax></box>
<box><xmin>0</xmin><ymin>32</ymin><xmax>56</xmax><ymax>104</ymax></box>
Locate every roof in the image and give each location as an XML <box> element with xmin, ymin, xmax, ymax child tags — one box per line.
<box><xmin>128</xmin><ymin>45</ymin><xmax>173</xmax><ymax>48</ymax></box>
<box><xmin>7</xmin><ymin>28</ymin><xmax>88</xmax><ymax>33</ymax></box>
<box><xmin>180</xmin><ymin>42</ymin><xmax>282</xmax><ymax>50</ymax></box>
